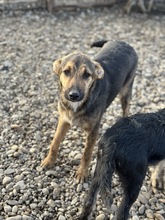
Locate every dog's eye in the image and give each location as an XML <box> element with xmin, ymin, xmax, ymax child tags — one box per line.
<box><xmin>83</xmin><ymin>71</ymin><xmax>90</xmax><ymax>79</ymax></box>
<box><xmin>63</xmin><ymin>69</ymin><xmax>70</xmax><ymax>76</ymax></box>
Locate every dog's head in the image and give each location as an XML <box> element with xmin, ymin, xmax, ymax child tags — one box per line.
<box><xmin>53</xmin><ymin>52</ymin><xmax>104</xmax><ymax>111</ymax></box>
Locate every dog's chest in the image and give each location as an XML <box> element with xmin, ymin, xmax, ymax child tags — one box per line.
<box><xmin>62</xmin><ymin>109</ymin><xmax>89</xmax><ymax>131</ymax></box>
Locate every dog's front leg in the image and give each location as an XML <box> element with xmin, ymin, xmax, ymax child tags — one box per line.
<box><xmin>41</xmin><ymin>116</ymin><xmax>70</xmax><ymax>169</ymax></box>
<box><xmin>76</xmin><ymin>126</ymin><xmax>99</xmax><ymax>183</ymax></box>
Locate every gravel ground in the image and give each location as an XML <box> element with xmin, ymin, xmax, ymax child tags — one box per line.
<box><xmin>0</xmin><ymin>6</ymin><xmax>165</xmax><ymax>220</ymax></box>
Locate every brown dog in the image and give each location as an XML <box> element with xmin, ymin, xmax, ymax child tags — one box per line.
<box><xmin>41</xmin><ymin>41</ymin><xmax>138</xmax><ymax>182</ymax></box>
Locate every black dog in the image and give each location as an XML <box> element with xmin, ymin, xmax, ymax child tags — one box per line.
<box><xmin>80</xmin><ymin>109</ymin><xmax>165</xmax><ymax>220</ymax></box>
<box><xmin>41</xmin><ymin>41</ymin><xmax>138</xmax><ymax>183</ymax></box>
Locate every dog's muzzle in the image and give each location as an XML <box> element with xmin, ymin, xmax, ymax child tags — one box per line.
<box><xmin>65</xmin><ymin>88</ymin><xmax>84</xmax><ymax>102</ymax></box>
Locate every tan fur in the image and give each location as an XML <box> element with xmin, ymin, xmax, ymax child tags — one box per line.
<box><xmin>41</xmin><ymin>52</ymin><xmax>104</xmax><ymax>182</ymax></box>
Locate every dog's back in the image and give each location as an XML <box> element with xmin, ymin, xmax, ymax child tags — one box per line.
<box><xmin>111</xmin><ymin>109</ymin><xmax>165</xmax><ymax>165</ymax></box>
<box><xmin>92</xmin><ymin>41</ymin><xmax>138</xmax><ymax>109</ymax></box>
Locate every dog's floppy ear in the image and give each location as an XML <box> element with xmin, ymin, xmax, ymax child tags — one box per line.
<box><xmin>94</xmin><ymin>61</ymin><xmax>104</xmax><ymax>79</ymax></box>
<box><xmin>53</xmin><ymin>58</ymin><xmax>62</xmax><ymax>75</ymax></box>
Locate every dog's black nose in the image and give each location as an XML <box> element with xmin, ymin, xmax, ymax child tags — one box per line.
<box><xmin>69</xmin><ymin>91</ymin><xmax>80</xmax><ymax>101</ymax></box>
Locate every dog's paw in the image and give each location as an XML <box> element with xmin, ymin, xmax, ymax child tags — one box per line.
<box><xmin>76</xmin><ymin>167</ymin><xmax>88</xmax><ymax>183</ymax></box>
<box><xmin>151</xmin><ymin>161</ymin><xmax>165</xmax><ymax>190</ymax></box>
<box><xmin>41</xmin><ymin>156</ymin><xmax>55</xmax><ymax>169</ymax></box>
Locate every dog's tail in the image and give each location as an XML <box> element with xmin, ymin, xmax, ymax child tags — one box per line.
<box><xmin>99</xmin><ymin>136</ymin><xmax>116</xmax><ymax>207</ymax></box>
<box><xmin>79</xmin><ymin>134</ymin><xmax>115</xmax><ymax>219</ymax></box>
<box><xmin>91</xmin><ymin>40</ymin><xmax>108</xmax><ymax>48</ymax></box>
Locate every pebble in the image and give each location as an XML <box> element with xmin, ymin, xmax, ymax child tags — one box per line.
<box><xmin>34</xmin><ymin>131</ymin><xmax>42</xmax><ymax>142</ymax></box>
<box><xmin>58</xmin><ymin>215</ymin><xmax>66</xmax><ymax>220</ymax></box>
<box><xmin>22</xmin><ymin>216</ymin><xmax>34</xmax><ymax>220</ymax></box>
<box><xmin>6</xmin><ymin>216</ymin><xmax>22</xmax><ymax>220</ymax></box>
<box><xmin>3</xmin><ymin>176</ymin><xmax>12</xmax><ymax>185</ymax></box>
<box><xmin>138</xmin><ymin>204</ymin><xmax>145</xmax><ymax>215</ymax></box>
<box><xmin>77</xmin><ymin>183</ymin><xmax>82</xmax><ymax>192</ymax></box>
<box><xmin>132</xmin><ymin>216</ymin><xmax>139</xmax><ymax>220</ymax></box>
<box><xmin>71</xmin><ymin>197</ymin><xmax>78</xmax><ymax>205</ymax></box>
<box><xmin>6</xmin><ymin>200</ymin><xmax>18</xmax><ymax>206</ymax></box>
<box><xmin>42</xmin><ymin>188</ymin><xmax>49</xmax><ymax>195</ymax></box>
<box><xmin>4</xmin><ymin>205</ymin><xmax>12</xmax><ymax>213</ymax></box>
<box><xmin>138</xmin><ymin>193</ymin><xmax>148</xmax><ymax>204</ymax></box>
<box><xmin>14</xmin><ymin>180</ymin><xmax>26</xmax><ymax>190</ymax></box>
<box><xmin>96</xmin><ymin>213</ymin><xmax>105</xmax><ymax>220</ymax></box>
<box><xmin>111</xmin><ymin>204</ymin><xmax>117</xmax><ymax>212</ymax></box>
<box><xmin>12</xmin><ymin>205</ymin><xmax>18</xmax><ymax>213</ymax></box>
<box><xmin>5</xmin><ymin>169</ymin><xmax>15</xmax><ymax>175</ymax></box>
<box><xmin>155</xmin><ymin>214</ymin><xmax>165</xmax><ymax>220</ymax></box>
<box><xmin>11</xmin><ymin>145</ymin><xmax>19</xmax><ymax>151</ymax></box>
<box><xmin>45</xmin><ymin>170</ymin><xmax>58</xmax><ymax>177</ymax></box>
<box><xmin>30</xmin><ymin>203</ymin><xmax>38</xmax><ymax>209</ymax></box>
<box><xmin>47</xmin><ymin>199</ymin><xmax>56</xmax><ymax>208</ymax></box>
<box><xmin>83</xmin><ymin>183</ymin><xmax>89</xmax><ymax>189</ymax></box>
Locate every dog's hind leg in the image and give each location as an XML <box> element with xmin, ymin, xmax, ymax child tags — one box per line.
<box><xmin>116</xmin><ymin>168</ymin><xmax>146</xmax><ymax>220</ymax></box>
<box><xmin>120</xmin><ymin>77</ymin><xmax>135</xmax><ymax>117</ymax></box>
<box><xmin>151</xmin><ymin>161</ymin><xmax>165</xmax><ymax>190</ymax></box>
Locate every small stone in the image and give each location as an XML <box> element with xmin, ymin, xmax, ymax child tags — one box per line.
<box><xmin>47</xmin><ymin>199</ymin><xmax>55</xmax><ymax>208</ymax></box>
<box><xmin>83</xmin><ymin>183</ymin><xmax>89</xmax><ymax>189</ymax></box>
<box><xmin>138</xmin><ymin>204</ymin><xmax>145</xmax><ymax>215</ymax></box>
<box><xmin>3</xmin><ymin>176</ymin><xmax>12</xmax><ymax>185</ymax></box>
<box><xmin>96</xmin><ymin>213</ymin><xmax>105</xmax><ymax>220</ymax></box>
<box><xmin>111</xmin><ymin>204</ymin><xmax>117</xmax><ymax>212</ymax></box>
<box><xmin>6</xmin><ymin>200</ymin><xmax>18</xmax><ymax>206</ymax></box>
<box><xmin>4</xmin><ymin>60</ymin><xmax>12</xmax><ymax>67</ymax></box>
<box><xmin>149</xmin><ymin>197</ymin><xmax>157</xmax><ymax>204</ymax></box>
<box><xmin>74</xmin><ymin>153</ymin><xmax>81</xmax><ymax>160</ymax></box>
<box><xmin>58</xmin><ymin>215</ymin><xmax>66</xmax><ymax>220</ymax></box>
<box><xmin>6</xmin><ymin>216</ymin><xmax>22</xmax><ymax>220</ymax></box>
<box><xmin>5</xmin><ymin>168</ymin><xmax>15</xmax><ymax>175</ymax></box>
<box><xmin>22</xmin><ymin>216</ymin><xmax>34</xmax><ymax>220</ymax></box>
<box><xmin>12</xmin><ymin>205</ymin><xmax>18</xmax><ymax>213</ymax></box>
<box><xmin>14</xmin><ymin>180</ymin><xmax>26</xmax><ymax>190</ymax></box>
<box><xmin>4</xmin><ymin>204</ymin><xmax>12</xmax><ymax>213</ymax></box>
<box><xmin>45</xmin><ymin>170</ymin><xmax>58</xmax><ymax>177</ymax></box>
<box><xmin>34</xmin><ymin>131</ymin><xmax>42</xmax><ymax>142</ymax></box>
<box><xmin>51</xmin><ymin>182</ymin><xmax>59</xmax><ymax>188</ymax></box>
<box><xmin>42</xmin><ymin>188</ymin><xmax>49</xmax><ymax>195</ymax></box>
<box><xmin>11</xmin><ymin>145</ymin><xmax>19</xmax><ymax>151</ymax></box>
<box><xmin>11</xmin><ymin>124</ymin><xmax>21</xmax><ymax>129</ymax></box>
<box><xmin>155</xmin><ymin>214</ymin><xmax>165</xmax><ymax>220</ymax></box>
<box><xmin>146</xmin><ymin>211</ymin><xmax>154</xmax><ymax>218</ymax></box>
<box><xmin>138</xmin><ymin>193</ymin><xmax>148</xmax><ymax>204</ymax></box>
<box><xmin>132</xmin><ymin>216</ymin><xmax>139</xmax><ymax>220</ymax></box>
<box><xmin>77</xmin><ymin>183</ymin><xmax>82</xmax><ymax>192</ymax></box>
<box><xmin>30</xmin><ymin>203</ymin><xmax>37</xmax><ymax>209</ymax></box>
<box><xmin>71</xmin><ymin>197</ymin><xmax>78</xmax><ymax>205</ymax></box>
<box><xmin>6</xmin><ymin>150</ymin><xmax>15</xmax><ymax>156</ymax></box>
<box><xmin>29</xmin><ymin>147</ymin><xmax>37</xmax><ymax>153</ymax></box>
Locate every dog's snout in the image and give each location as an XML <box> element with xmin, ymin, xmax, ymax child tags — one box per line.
<box><xmin>69</xmin><ymin>91</ymin><xmax>80</xmax><ymax>101</ymax></box>
<box><xmin>65</xmin><ymin>87</ymin><xmax>84</xmax><ymax>102</ymax></box>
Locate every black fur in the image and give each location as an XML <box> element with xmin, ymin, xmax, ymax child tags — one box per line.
<box><xmin>80</xmin><ymin>109</ymin><xmax>165</xmax><ymax>220</ymax></box>
<box><xmin>91</xmin><ymin>40</ymin><xmax>108</xmax><ymax>48</ymax></box>
<box><xmin>91</xmin><ymin>41</ymin><xmax>138</xmax><ymax>115</ymax></box>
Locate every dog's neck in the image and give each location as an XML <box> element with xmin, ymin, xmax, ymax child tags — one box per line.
<box><xmin>58</xmin><ymin>99</ymin><xmax>84</xmax><ymax>122</ymax></box>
